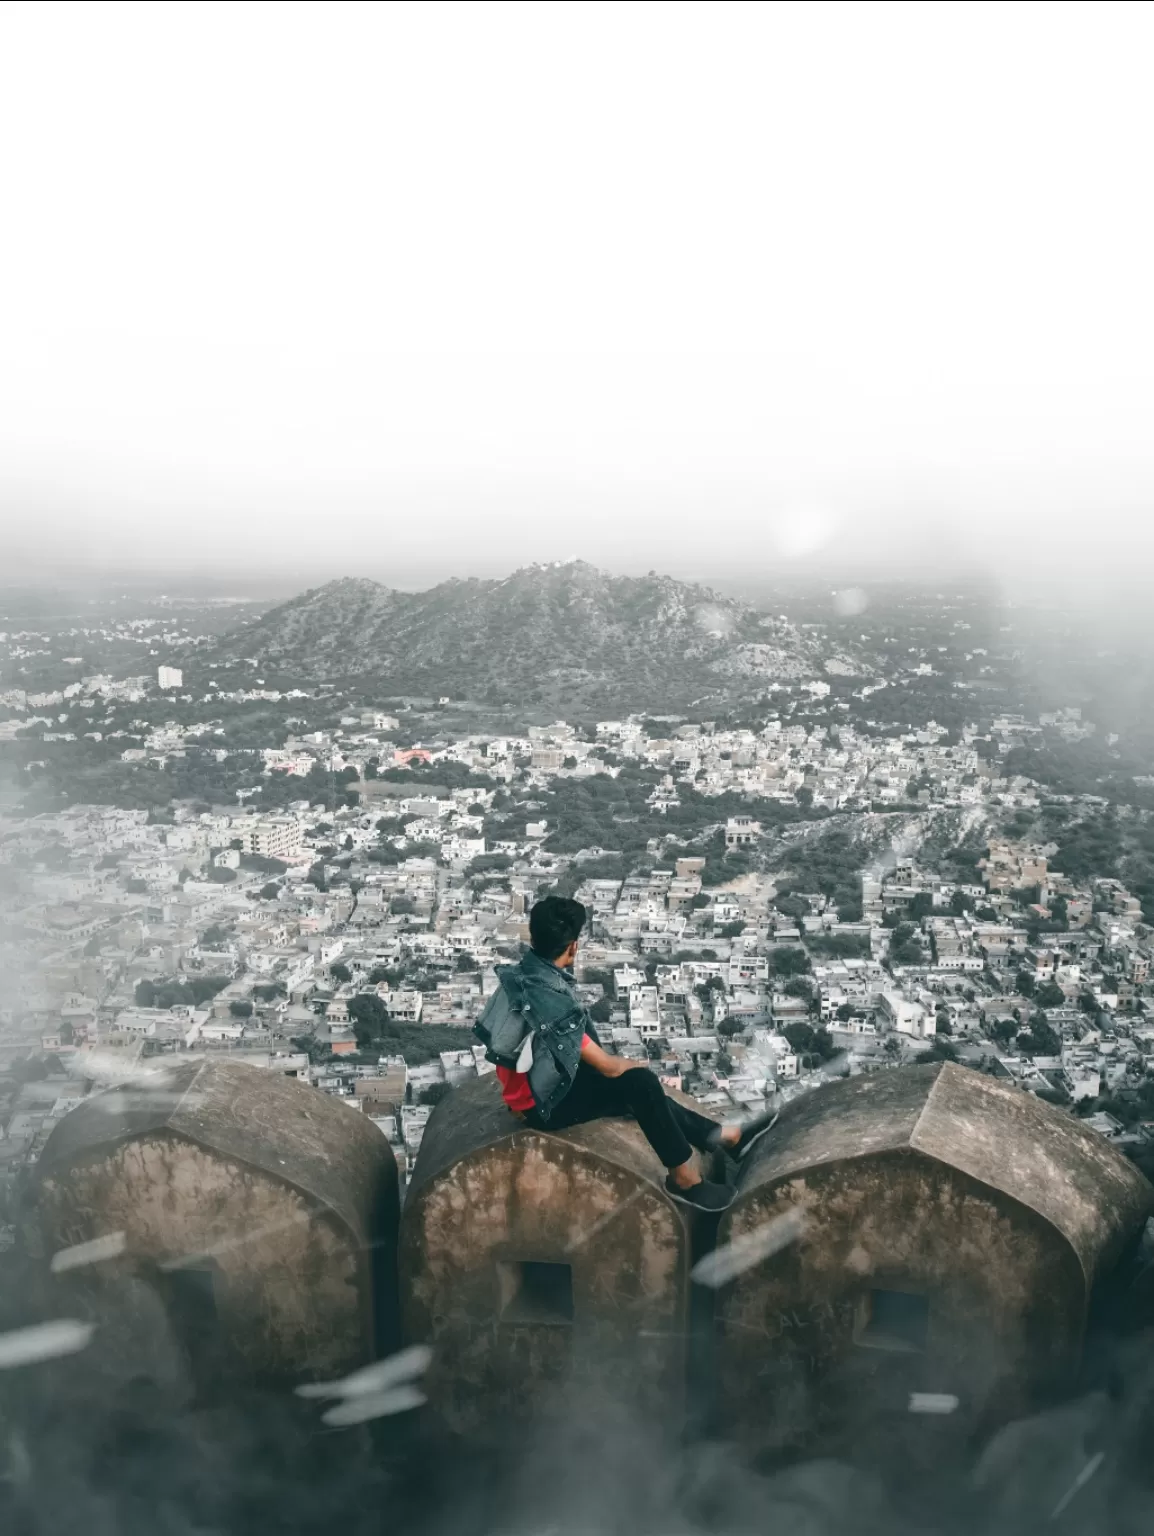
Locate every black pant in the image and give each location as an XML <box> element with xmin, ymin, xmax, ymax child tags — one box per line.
<box><xmin>525</xmin><ymin>1064</ymin><xmax>717</xmax><ymax>1169</ymax></box>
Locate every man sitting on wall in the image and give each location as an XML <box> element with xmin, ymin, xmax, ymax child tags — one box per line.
<box><xmin>476</xmin><ymin>895</ymin><xmax>775</xmax><ymax>1212</ymax></box>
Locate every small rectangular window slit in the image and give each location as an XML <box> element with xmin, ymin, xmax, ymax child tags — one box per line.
<box><xmin>854</xmin><ymin>1287</ymin><xmax>928</xmax><ymax>1352</ymax></box>
<box><xmin>497</xmin><ymin>1261</ymin><xmax>574</xmax><ymax>1325</ymax></box>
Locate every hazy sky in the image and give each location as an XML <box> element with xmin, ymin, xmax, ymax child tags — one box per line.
<box><xmin>2</xmin><ymin>1</ymin><xmax>1153</xmax><ymax>601</ymax></box>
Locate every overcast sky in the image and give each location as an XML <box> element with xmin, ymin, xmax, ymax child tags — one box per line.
<box><xmin>1</xmin><ymin>0</ymin><xmax>1152</xmax><ymax>602</ymax></box>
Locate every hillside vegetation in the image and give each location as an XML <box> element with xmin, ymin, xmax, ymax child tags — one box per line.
<box><xmin>197</xmin><ymin>561</ymin><xmax>826</xmax><ymax>710</ymax></box>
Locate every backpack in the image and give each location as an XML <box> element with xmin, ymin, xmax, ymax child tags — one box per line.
<box><xmin>473</xmin><ymin>970</ymin><xmax>536</xmax><ymax>1073</ymax></box>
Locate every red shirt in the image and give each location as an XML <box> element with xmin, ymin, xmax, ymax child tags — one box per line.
<box><xmin>497</xmin><ymin>1034</ymin><xmax>590</xmax><ymax>1112</ymax></box>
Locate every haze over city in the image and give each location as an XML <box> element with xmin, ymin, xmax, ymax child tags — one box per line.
<box><xmin>6</xmin><ymin>6</ymin><xmax>1154</xmax><ymax>1535</ymax></box>
<box><xmin>3</xmin><ymin>1</ymin><xmax>1154</xmax><ymax>605</ymax></box>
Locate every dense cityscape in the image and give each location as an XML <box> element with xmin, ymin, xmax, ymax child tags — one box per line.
<box><xmin>7</xmin><ymin>4</ymin><xmax>1154</xmax><ymax>1530</ymax></box>
<box><xmin>3</xmin><ymin>572</ymin><xmax>1153</xmax><ymax>1230</ymax></box>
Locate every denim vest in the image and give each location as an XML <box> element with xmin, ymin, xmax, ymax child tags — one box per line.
<box><xmin>498</xmin><ymin>948</ymin><xmax>599</xmax><ymax>1121</ymax></box>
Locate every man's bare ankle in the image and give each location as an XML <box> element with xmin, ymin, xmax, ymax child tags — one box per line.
<box><xmin>669</xmin><ymin>1163</ymin><xmax>701</xmax><ymax>1189</ymax></box>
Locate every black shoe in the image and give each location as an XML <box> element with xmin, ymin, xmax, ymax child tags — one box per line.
<box><xmin>707</xmin><ymin>1108</ymin><xmax>780</xmax><ymax>1163</ymax></box>
<box><xmin>664</xmin><ymin>1174</ymin><xmax>734</xmax><ymax>1211</ymax></box>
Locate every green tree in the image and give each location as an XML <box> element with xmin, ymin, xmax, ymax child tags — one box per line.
<box><xmin>1034</xmin><ymin>1083</ymin><xmax>1071</xmax><ymax>1107</ymax></box>
<box><xmin>781</xmin><ymin>1020</ymin><xmax>836</xmax><ymax>1061</ymax></box>
<box><xmin>1015</xmin><ymin>970</ymin><xmax>1036</xmax><ymax>998</ymax></box>
<box><xmin>989</xmin><ymin>1018</ymin><xmax>1018</xmax><ymax>1047</ymax></box>
<box><xmin>347</xmin><ymin>992</ymin><xmax>391</xmax><ymax>1049</ymax></box>
<box><xmin>915</xmin><ymin>1040</ymin><xmax>958</xmax><ymax>1064</ymax></box>
<box><xmin>419</xmin><ymin>1081</ymin><xmax>453</xmax><ymax>1107</ymax></box>
<box><xmin>240</xmin><ymin>853</ymin><xmax>288</xmax><ymax>874</ymax></box>
<box><xmin>330</xmin><ymin>961</ymin><xmax>353</xmax><ymax>984</ymax></box>
<box><xmin>890</xmin><ymin>923</ymin><xmax>923</xmax><ymax>965</ymax></box>
<box><xmin>1029</xmin><ymin>1014</ymin><xmax>1062</xmax><ymax>1054</ymax></box>
<box><xmin>808</xmin><ymin>932</ymin><xmax>870</xmax><ymax>959</ymax></box>
<box><xmin>784</xmin><ymin>977</ymin><xmax>816</xmax><ymax>1011</ymax></box>
<box><xmin>468</xmin><ymin>852</ymin><xmax>514</xmax><ymax>876</ymax></box>
<box><xmin>1016</xmin><ymin>1015</ymin><xmax>1061</xmax><ymax>1057</ymax></box>
<box><xmin>134</xmin><ymin>974</ymin><xmax>230</xmax><ymax>1010</ymax></box>
<box><xmin>770</xmin><ymin>946</ymin><xmax>811</xmax><ymax>977</ymax></box>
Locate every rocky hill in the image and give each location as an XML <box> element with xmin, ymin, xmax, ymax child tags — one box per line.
<box><xmin>198</xmin><ymin>561</ymin><xmax>825</xmax><ymax>710</ymax></box>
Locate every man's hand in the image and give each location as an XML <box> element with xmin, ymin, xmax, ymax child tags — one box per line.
<box><xmin>580</xmin><ymin>1037</ymin><xmax>639</xmax><ymax>1078</ymax></box>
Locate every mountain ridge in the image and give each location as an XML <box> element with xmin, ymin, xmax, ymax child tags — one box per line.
<box><xmin>194</xmin><ymin>560</ymin><xmax>824</xmax><ymax>709</ymax></box>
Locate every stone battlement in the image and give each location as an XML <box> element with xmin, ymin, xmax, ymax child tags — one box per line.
<box><xmin>19</xmin><ymin>1060</ymin><xmax>1154</xmax><ymax>1455</ymax></box>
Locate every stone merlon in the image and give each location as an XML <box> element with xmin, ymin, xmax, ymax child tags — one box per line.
<box><xmin>34</xmin><ymin>1060</ymin><xmax>400</xmax><ymax>1389</ymax></box>
<box><xmin>715</xmin><ymin>1062</ymin><xmax>1154</xmax><ymax>1458</ymax></box>
<box><xmin>400</xmin><ymin>1073</ymin><xmax>720</xmax><ymax>1436</ymax></box>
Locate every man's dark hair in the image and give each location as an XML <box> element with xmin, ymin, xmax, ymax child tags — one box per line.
<box><xmin>529</xmin><ymin>895</ymin><xmax>586</xmax><ymax>961</ymax></box>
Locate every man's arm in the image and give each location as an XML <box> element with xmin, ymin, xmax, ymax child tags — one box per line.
<box><xmin>580</xmin><ymin>1035</ymin><xmax>641</xmax><ymax>1078</ymax></box>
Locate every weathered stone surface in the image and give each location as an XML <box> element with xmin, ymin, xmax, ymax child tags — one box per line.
<box><xmin>714</xmin><ymin>1062</ymin><xmax>1153</xmax><ymax>1459</ymax></box>
<box><xmin>401</xmin><ymin>1073</ymin><xmax>718</xmax><ymax>1435</ymax></box>
<box><xmin>34</xmin><ymin>1060</ymin><xmax>399</xmax><ymax>1388</ymax></box>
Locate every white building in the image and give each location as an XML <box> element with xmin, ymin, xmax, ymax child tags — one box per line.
<box><xmin>628</xmin><ymin>984</ymin><xmax>662</xmax><ymax>1038</ymax></box>
<box><xmin>237</xmin><ymin>817</ymin><xmax>305</xmax><ymax>861</ymax></box>
<box><xmin>613</xmin><ymin>964</ymin><xmax>647</xmax><ymax>998</ymax></box>
<box><xmin>725</xmin><ymin>815</ymin><xmax>761</xmax><ymax>848</ymax></box>
<box><xmin>108</xmin><ymin>1008</ymin><xmax>170</xmax><ymax>1038</ymax></box>
<box><xmin>157</xmin><ymin>666</ymin><xmax>183</xmax><ymax>689</ymax></box>
<box><xmin>382</xmin><ymin>988</ymin><xmax>423</xmax><ymax>1023</ymax></box>
<box><xmin>879</xmin><ymin>990</ymin><xmax>935</xmax><ymax>1040</ymax></box>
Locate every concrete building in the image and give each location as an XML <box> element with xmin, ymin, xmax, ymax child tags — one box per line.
<box><xmin>713</xmin><ymin>1063</ymin><xmax>1152</xmax><ymax>1462</ymax></box>
<box><xmin>879</xmin><ymin>990</ymin><xmax>933</xmax><ymax>1038</ymax></box>
<box><xmin>725</xmin><ymin>815</ymin><xmax>761</xmax><ymax>848</ymax></box>
<box><xmin>34</xmin><ymin>1060</ymin><xmax>399</xmax><ymax>1393</ymax></box>
<box><xmin>237</xmin><ymin>817</ymin><xmax>304</xmax><ymax>861</ymax></box>
<box><xmin>399</xmin><ymin>1074</ymin><xmax>719</xmax><ymax>1436</ymax></box>
<box><xmin>157</xmin><ymin>666</ymin><xmax>183</xmax><ymax>690</ymax></box>
<box><xmin>980</xmin><ymin>840</ymin><xmax>1048</xmax><ymax>894</ymax></box>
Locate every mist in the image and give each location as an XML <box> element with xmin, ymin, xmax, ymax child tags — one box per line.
<box><xmin>2</xmin><ymin>1</ymin><xmax>1154</xmax><ymax>606</ymax></box>
<box><xmin>6</xmin><ymin>7</ymin><xmax>1154</xmax><ymax>1533</ymax></box>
